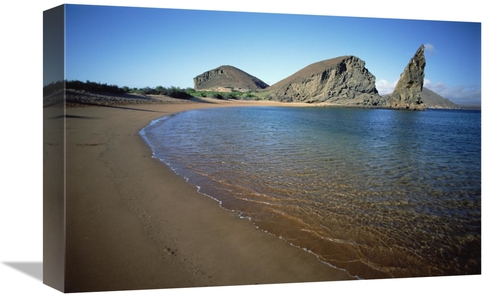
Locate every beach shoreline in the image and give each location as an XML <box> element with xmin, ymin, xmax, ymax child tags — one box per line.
<box><xmin>44</xmin><ymin>98</ymin><xmax>355</xmax><ymax>293</ymax></box>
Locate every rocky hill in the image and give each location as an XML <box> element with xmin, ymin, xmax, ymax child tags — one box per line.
<box><xmin>263</xmin><ymin>56</ymin><xmax>383</xmax><ymax>106</ymax></box>
<box><xmin>421</xmin><ymin>87</ymin><xmax>460</xmax><ymax>109</ymax></box>
<box><xmin>193</xmin><ymin>45</ymin><xmax>444</xmax><ymax>110</ymax></box>
<box><xmin>261</xmin><ymin>45</ymin><xmax>428</xmax><ymax>110</ymax></box>
<box><xmin>193</xmin><ymin>65</ymin><xmax>269</xmax><ymax>91</ymax></box>
<box><xmin>383</xmin><ymin>88</ymin><xmax>460</xmax><ymax>109</ymax></box>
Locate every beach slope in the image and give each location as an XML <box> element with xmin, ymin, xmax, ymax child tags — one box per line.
<box><xmin>43</xmin><ymin>99</ymin><xmax>354</xmax><ymax>293</ymax></box>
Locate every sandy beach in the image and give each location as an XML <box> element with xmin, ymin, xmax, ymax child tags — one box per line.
<box><xmin>43</xmin><ymin>98</ymin><xmax>354</xmax><ymax>293</ymax></box>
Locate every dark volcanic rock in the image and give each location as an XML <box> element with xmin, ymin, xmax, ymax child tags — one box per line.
<box><xmin>264</xmin><ymin>56</ymin><xmax>383</xmax><ymax>106</ymax></box>
<box><xmin>387</xmin><ymin>45</ymin><xmax>426</xmax><ymax>110</ymax></box>
<box><xmin>193</xmin><ymin>65</ymin><xmax>269</xmax><ymax>91</ymax></box>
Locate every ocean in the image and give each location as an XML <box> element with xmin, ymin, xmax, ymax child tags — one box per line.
<box><xmin>140</xmin><ymin>106</ymin><xmax>481</xmax><ymax>279</ymax></box>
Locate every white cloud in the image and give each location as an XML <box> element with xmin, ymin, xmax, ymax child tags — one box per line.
<box><xmin>376</xmin><ymin>79</ymin><xmax>398</xmax><ymax>95</ymax></box>
<box><xmin>424</xmin><ymin>43</ymin><xmax>436</xmax><ymax>54</ymax></box>
<box><xmin>378</xmin><ymin>78</ymin><xmax>481</xmax><ymax>106</ymax></box>
<box><xmin>424</xmin><ymin>79</ymin><xmax>481</xmax><ymax>106</ymax></box>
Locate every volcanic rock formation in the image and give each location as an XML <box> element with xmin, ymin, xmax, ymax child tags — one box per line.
<box><xmin>386</xmin><ymin>45</ymin><xmax>427</xmax><ymax>110</ymax></box>
<box><xmin>193</xmin><ymin>65</ymin><xmax>269</xmax><ymax>91</ymax></box>
<box><xmin>193</xmin><ymin>45</ymin><xmax>434</xmax><ymax>109</ymax></box>
<box><xmin>383</xmin><ymin>87</ymin><xmax>460</xmax><ymax>109</ymax></box>
<box><xmin>264</xmin><ymin>56</ymin><xmax>383</xmax><ymax>106</ymax></box>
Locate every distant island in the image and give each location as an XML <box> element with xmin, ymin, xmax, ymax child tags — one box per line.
<box><xmin>194</xmin><ymin>45</ymin><xmax>456</xmax><ymax>110</ymax></box>
<box><xmin>193</xmin><ymin>45</ymin><xmax>464</xmax><ymax>110</ymax></box>
<box><xmin>44</xmin><ymin>45</ymin><xmax>469</xmax><ymax>110</ymax></box>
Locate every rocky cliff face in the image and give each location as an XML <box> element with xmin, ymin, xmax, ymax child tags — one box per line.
<box><xmin>386</xmin><ymin>45</ymin><xmax>426</xmax><ymax>110</ymax></box>
<box><xmin>193</xmin><ymin>46</ymin><xmax>429</xmax><ymax>110</ymax></box>
<box><xmin>193</xmin><ymin>65</ymin><xmax>269</xmax><ymax>91</ymax></box>
<box><xmin>264</xmin><ymin>56</ymin><xmax>383</xmax><ymax>106</ymax></box>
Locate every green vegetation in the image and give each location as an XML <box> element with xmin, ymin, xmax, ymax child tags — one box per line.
<box><xmin>44</xmin><ymin>79</ymin><xmax>265</xmax><ymax>100</ymax></box>
<box><xmin>184</xmin><ymin>88</ymin><xmax>261</xmax><ymax>100</ymax></box>
<box><xmin>129</xmin><ymin>85</ymin><xmax>191</xmax><ymax>99</ymax></box>
<box><xmin>44</xmin><ymin>80</ymin><xmax>125</xmax><ymax>97</ymax></box>
<box><xmin>67</xmin><ymin>80</ymin><xmax>125</xmax><ymax>94</ymax></box>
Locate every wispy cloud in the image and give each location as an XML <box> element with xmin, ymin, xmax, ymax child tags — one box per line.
<box><xmin>424</xmin><ymin>79</ymin><xmax>481</xmax><ymax>106</ymax></box>
<box><xmin>377</xmin><ymin>78</ymin><xmax>481</xmax><ymax>106</ymax></box>
<box><xmin>424</xmin><ymin>43</ymin><xmax>436</xmax><ymax>54</ymax></box>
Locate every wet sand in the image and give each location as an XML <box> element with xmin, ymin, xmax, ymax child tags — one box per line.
<box><xmin>43</xmin><ymin>98</ymin><xmax>354</xmax><ymax>293</ymax></box>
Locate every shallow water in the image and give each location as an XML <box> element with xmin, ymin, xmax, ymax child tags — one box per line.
<box><xmin>141</xmin><ymin>106</ymin><xmax>481</xmax><ymax>279</ymax></box>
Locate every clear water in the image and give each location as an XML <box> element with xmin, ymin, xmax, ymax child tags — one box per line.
<box><xmin>140</xmin><ymin>106</ymin><xmax>481</xmax><ymax>279</ymax></box>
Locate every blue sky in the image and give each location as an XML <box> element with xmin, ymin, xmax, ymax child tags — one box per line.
<box><xmin>62</xmin><ymin>4</ymin><xmax>481</xmax><ymax>106</ymax></box>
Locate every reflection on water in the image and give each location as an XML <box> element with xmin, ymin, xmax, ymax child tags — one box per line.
<box><xmin>141</xmin><ymin>107</ymin><xmax>481</xmax><ymax>279</ymax></box>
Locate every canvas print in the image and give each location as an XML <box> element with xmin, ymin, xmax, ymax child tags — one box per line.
<box><xmin>43</xmin><ymin>4</ymin><xmax>481</xmax><ymax>293</ymax></box>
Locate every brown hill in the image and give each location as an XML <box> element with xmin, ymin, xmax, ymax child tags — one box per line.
<box><xmin>193</xmin><ymin>65</ymin><xmax>269</xmax><ymax>91</ymax></box>
<box><xmin>263</xmin><ymin>56</ymin><xmax>382</xmax><ymax>106</ymax></box>
<box><xmin>383</xmin><ymin>88</ymin><xmax>460</xmax><ymax>109</ymax></box>
<box><xmin>421</xmin><ymin>87</ymin><xmax>460</xmax><ymax>109</ymax></box>
<box><xmin>193</xmin><ymin>46</ymin><xmax>456</xmax><ymax>110</ymax></box>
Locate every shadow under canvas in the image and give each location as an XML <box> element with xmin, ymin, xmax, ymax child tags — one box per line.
<box><xmin>3</xmin><ymin>262</ymin><xmax>43</xmax><ymax>282</ymax></box>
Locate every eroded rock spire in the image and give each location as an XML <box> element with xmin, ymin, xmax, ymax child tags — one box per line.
<box><xmin>387</xmin><ymin>45</ymin><xmax>427</xmax><ymax>110</ymax></box>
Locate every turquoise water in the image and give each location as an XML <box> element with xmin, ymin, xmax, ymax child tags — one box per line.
<box><xmin>141</xmin><ymin>106</ymin><xmax>481</xmax><ymax>279</ymax></box>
